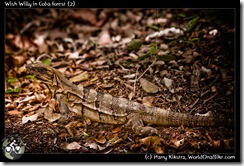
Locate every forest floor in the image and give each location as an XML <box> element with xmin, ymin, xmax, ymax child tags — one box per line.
<box><xmin>5</xmin><ymin>9</ymin><xmax>235</xmax><ymax>154</ymax></box>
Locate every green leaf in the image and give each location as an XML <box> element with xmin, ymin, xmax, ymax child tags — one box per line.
<box><xmin>5</xmin><ymin>87</ymin><xmax>21</xmax><ymax>94</ymax></box>
<box><xmin>5</xmin><ymin>89</ymin><xmax>12</xmax><ymax>93</ymax></box>
<box><xmin>186</xmin><ymin>16</ymin><xmax>200</xmax><ymax>32</ymax></box>
<box><xmin>156</xmin><ymin>55</ymin><xmax>176</xmax><ymax>61</ymax></box>
<box><xmin>177</xmin><ymin>13</ymin><xmax>186</xmax><ymax>18</ymax></box>
<box><xmin>13</xmin><ymin>87</ymin><xmax>21</xmax><ymax>93</ymax></box>
<box><xmin>83</xmin><ymin>132</ymin><xmax>89</xmax><ymax>139</ymax></box>
<box><xmin>186</xmin><ymin>38</ymin><xmax>201</xmax><ymax>47</ymax></box>
<box><xmin>147</xmin><ymin>25</ymin><xmax>159</xmax><ymax>31</ymax></box>
<box><xmin>91</xmin><ymin>39</ymin><xmax>99</xmax><ymax>48</ymax></box>
<box><xmin>127</xmin><ymin>39</ymin><xmax>142</xmax><ymax>51</ymax></box>
<box><xmin>138</xmin><ymin>53</ymin><xmax>150</xmax><ymax>61</ymax></box>
<box><xmin>41</xmin><ymin>58</ymin><xmax>51</xmax><ymax>66</ymax></box>
<box><xmin>149</xmin><ymin>43</ymin><xmax>158</xmax><ymax>55</ymax></box>
<box><xmin>184</xmin><ymin>15</ymin><xmax>197</xmax><ymax>21</ymax></box>
<box><xmin>6</xmin><ymin>77</ymin><xmax>18</xmax><ymax>83</ymax></box>
<box><xmin>150</xmin><ymin>46</ymin><xmax>158</xmax><ymax>55</ymax></box>
<box><xmin>190</xmin><ymin>38</ymin><xmax>200</xmax><ymax>42</ymax></box>
<box><xmin>149</xmin><ymin>43</ymin><xmax>157</xmax><ymax>47</ymax></box>
<box><xmin>25</xmin><ymin>75</ymin><xmax>36</xmax><ymax>79</ymax></box>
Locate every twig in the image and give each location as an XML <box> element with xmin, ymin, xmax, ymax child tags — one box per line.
<box><xmin>63</xmin><ymin>38</ymin><xmax>77</xmax><ymax>51</ymax></box>
<box><xmin>132</xmin><ymin>59</ymin><xmax>157</xmax><ymax>97</ymax></box>
<box><xmin>136</xmin><ymin>59</ymin><xmax>157</xmax><ymax>81</ymax></box>
<box><xmin>203</xmin><ymin>93</ymin><xmax>217</xmax><ymax>105</ymax></box>
<box><xmin>36</xmin><ymin>54</ymin><xmax>52</xmax><ymax>61</ymax></box>
<box><xmin>133</xmin><ymin>68</ymin><xmax>139</xmax><ymax>96</ymax></box>
<box><xmin>20</xmin><ymin>21</ymin><xmax>34</xmax><ymax>34</ymax></box>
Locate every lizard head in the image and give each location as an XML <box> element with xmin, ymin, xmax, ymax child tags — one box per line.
<box><xmin>26</xmin><ymin>63</ymin><xmax>54</xmax><ymax>84</ymax></box>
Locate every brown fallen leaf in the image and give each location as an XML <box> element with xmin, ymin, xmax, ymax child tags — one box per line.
<box><xmin>16</xmin><ymin>65</ymin><xmax>26</xmax><ymax>75</ymax></box>
<box><xmin>112</xmin><ymin>126</ymin><xmax>122</xmax><ymax>133</ymax></box>
<box><xmin>14</xmin><ymin>35</ymin><xmax>37</xmax><ymax>52</ymax></box>
<box><xmin>128</xmin><ymin>92</ymin><xmax>134</xmax><ymax>100</ymax></box>
<box><xmin>65</xmin><ymin>120</ymin><xmax>83</xmax><ymax>128</ymax></box>
<box><xmin>23</xmin><ymin>111</ymin><xmax>35</xmax><ymax>117</ymax></box>
<box><xmin>201</xmin><ymin>66</ymin><xmax>212</xmax><ymax>77</ymax></box>
<box><xmin>67</xmin><ymin>51</ymin><xmax>80</xmax><ymax>59</ymax></box>
<box><xmin>33</xmin><ymin>32</ymin><xmax>48</xmax><ymax>53</ymax></box>
<box><xmin>12</xmin><ymin>55</ymin><xmax>28</xmax><ymax>67</ymax></box>
<box><xmin>48</xmin><ymin>99</ymin><xmax>57</xmax><ymax>112</ymax></box>
<box><xmin>58</xmin><ymin>132</ymin><xmax>70</xmax><ymax>138</ymax></box>
<box><xmin>185</xmin><ymin>131</ymin><xmax>200</xmax><ymax>138</ymax></box>
<box><xmin>5</xmin><ymin>102</ymin><xmax>15</xmax><ymax>110</ymax></box>
<box><xmin>97</xmin><ymin>30</ymin><xmax>112</xmax><ymax>46</ymax></box>
<box><xmin>44</xmin><ymin>107</ymin><xmax>61</xmax><ymax>122</ymax></box>
<box><xmin>142</xmin><ymin>96</ymin><xmax>154</xmax><ymax>107</ymax></box>
<box><xmin>163</xmin><ymin>77</ymin><xmax>173</xmax><ymax>89</ymax></box>
<box><xmin>171</xmin><ymin>138</ymin><xmax>184</xmax><ymax>148</ymax></box>
<box><xmin>223</xmin><ymin>138</ymin><xmax>234</xmax><ymax>150</ymax></box>
<box><xmin>139</xmin><ymin>136</ymin><xmax>162</xmax><ymax>152</ymax></box>
<box><xmin>85</xmin><ymin>141</ymin><xmax>98</xmax><ymax>150</ymax></box>
<box><xmin>211</xmin><ymin>140</ymin><xmax>222</xmax><ymax>148</ymax></box>
<box><xmin>22</xmin><ymin>112</ymin><xmax>41</xmax><ymax>124</ymax></box>
<box><xmin>89</xmin><ymin>59</ymin><xmax>107</xmax><ymax>66</ymax></box>
<box><xmin>100</xmin><ymin>83</ymin><xmax>114</xmax><ymax>89</ymax></box>
<box><xmin>61</xmin><ymin>142</ymin><xmax>81</xmax><ymax>150</ymax></box>
<box><xmin>65</xmin><ymin>126</ymin><xmax>74</xmax><ymax>137</ymax></box>
<box><xmin>67</xmin><ymin>9</ymin><xmax>106</xmax><ymax>27</ymax></box>
<box><xmin>15</xmin><ymin>95</ymin><xmax>36</xmax><ymax>103</ymax></box>
<box><xmin>95</xmin><ymin>136</ymin><xmax>107</xmax><ymax>144</ymax></box>
<box><xmin>8</xmin><ymin>110</ymin><xmax>23</xmax><ymax>117</ymax></box>
<box><xmin>70</xmin><ymin>71</ymin><xmax>90</xmax><ymax>83</ymax></box>
<box><xmin>154</xmin><ymin>146</ymin><xmax>165</xmax><ymax>154</ymax></box>
<box><xmin>140</xmin><ymin>78</ymin><xmax>159</xmax><ymax>93</ymax></box>
<box><xmin>189</xmin><ymin>141</ymin><xmax>201</xmax><ymax>149</ymax></box>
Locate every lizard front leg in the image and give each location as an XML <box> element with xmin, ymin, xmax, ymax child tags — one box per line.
<box><xmin>56</xmin><ymin>94</ymin><xmax>70</xmax><ymax>124</ymax></box>
<box><xmin>126</xmin><ymin>113</ymin><xmax>158</xmax><ymax>137</ymax></box>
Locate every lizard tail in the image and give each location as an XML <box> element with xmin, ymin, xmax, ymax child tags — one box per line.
<box><xmin>141</xmin><ymin>107</ymin><xmax>234</xmax><ymax>128</ymax></box>
<box><xmin>166</xmin><ymin>111</ymin><xmax>234</xmax><ymax>127</ymax></box>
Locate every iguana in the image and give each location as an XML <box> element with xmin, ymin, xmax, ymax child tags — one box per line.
<box><xmin>26</xmin><ymin>63</ymin><xmax>234</xmax><ymax>137</ymax></box>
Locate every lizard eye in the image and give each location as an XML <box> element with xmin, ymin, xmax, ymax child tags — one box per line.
<box><xmin>38</xmin><ymin>67</ymin><xmax>45</xmax><ymax>72</ymax></box>
<box><xmin>37</xmin><ymin>67</ymin><xmax>53</xmax><ymax>78</ymax></box>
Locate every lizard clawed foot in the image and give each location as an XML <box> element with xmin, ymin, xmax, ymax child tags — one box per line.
<box><xmin>133</xmin><ymin>126</ymin><xmax>158</xmax><ymax>137</ymax></box>
<box><xmin>126</xmin><ymin>113</ymin><xmax>159</xmax><ymax>137</ymax></box>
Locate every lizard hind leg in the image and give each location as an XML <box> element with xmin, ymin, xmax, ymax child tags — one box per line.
<box><xmin>126</xmin><ymin>113</ymin><xmax>158</xmax><ymax>137</ymax></box>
